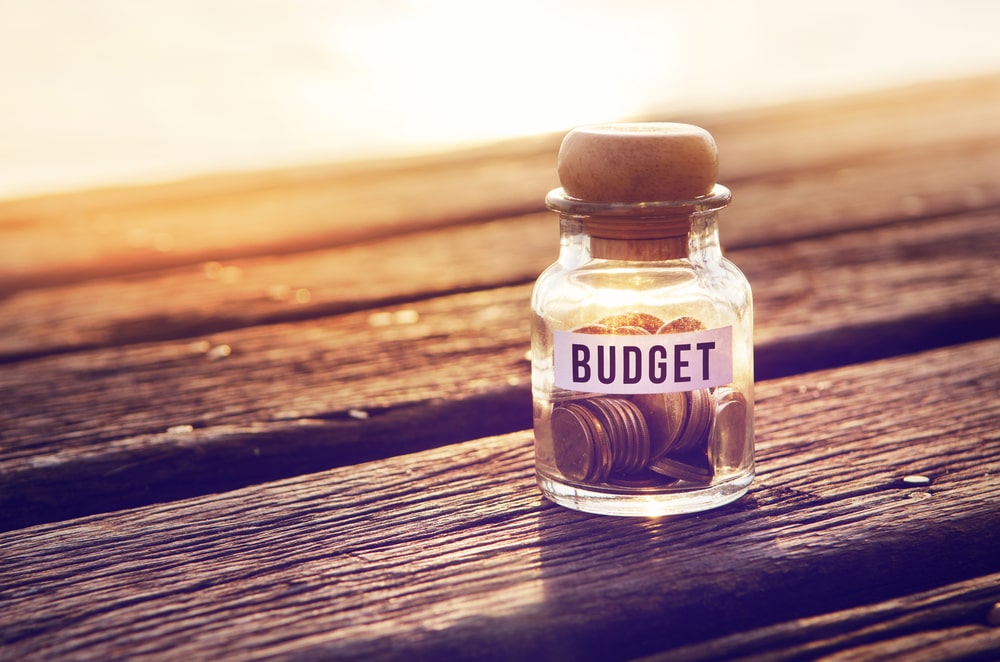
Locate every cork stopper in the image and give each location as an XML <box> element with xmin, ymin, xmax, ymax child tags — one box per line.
<box><xmin>553</xmin><ymin>123</ymin><xmax>722</xmax><ymax>260</ymax></box>
<box><xmin>557</xmin><ymin>123</ymin><xmax>718</xmax><ymax>203</ymax></box>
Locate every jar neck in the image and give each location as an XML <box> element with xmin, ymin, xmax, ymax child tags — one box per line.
<box><xmin>559</xmin><ymin>211</ymin><xmax>722</xmax><ymax>263</ymax></box>
<box><xmin>548</xmin><ymin>184</ymin><xmax>730</xmax><ymax>263</ymax></box>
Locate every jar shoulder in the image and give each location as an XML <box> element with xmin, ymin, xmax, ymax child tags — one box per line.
<box><xmin>702</xmin><ymin>256</ymin><xmax>753</xmax><ymax>309</ymax></box>
<box><xmin>532</xmin><ymin>257</ymin><xmax>751</xmax><ymax>331</ymax></box>
<box><xmin>533</xmin><ymin>257</ymin><xmax>749</xmax><ymax>301</ymax></box>
<box><xmin>530</xmin><ymin>260</ymin><xmax>568</xmax><ymax>309</ymax></box>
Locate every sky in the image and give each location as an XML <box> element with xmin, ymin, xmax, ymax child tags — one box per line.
<box><xmin>2</xmin><ymin>0</ymin><xmax>1000</xmax><ymax>198</ymax></box>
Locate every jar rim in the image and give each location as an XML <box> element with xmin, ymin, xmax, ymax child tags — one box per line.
<box><xmin>546</xmin><ymin>184</ymin><xmax>731</xmax><ymax>217</ymax></box>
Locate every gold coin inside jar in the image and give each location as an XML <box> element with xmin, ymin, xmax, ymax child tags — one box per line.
<box><xmin>580</xmin><ymin>397</ymin><xmax>650</xmax><ymax>476</ymax></box>
<box><xmin>581</xmin><ymin>398</ymin><xmax>627</xmax><ymax>473</ymax></box>
<box><xmin>632</xmin><ymin>391</ymin><xmax>689</xmax><ymax>460</ymax></box>
<box><xmin>607</xmin><ymin>470</ymin><xmax>675</xmax><ymax>490</ymax></box>
<box><xmin>707</xmin><ymin>388</ymin><xmax>749</xmax><ymax>470</ymax></box>
<box><xmin>551</xmin><ymin>404</ymin><xmax>595</xmax><ymax>482</ymax></box>
<box><xmin>673</xmin><ymin>388</ymin><xmax>713</xmax><ymax>455</ymax></box>
<box><xmin>585</xmin><ymin>404</ymin><xmax>615</xmax><ymax>482</ymax></box>
<box><xmin>649</xmin><ymin>454</ymin><xmax>713</xmax><ymax>484</ymax></box>
<box><xmin>610</xmin><ymin>325</ymin><xmax>651</xmax><ymax>335</ymax></box>
<box><xmin>596</xmin><ymin>312</ymin><xmax>665</xmax><ymax>334</ymax></box>
<box><xmin>656</xmin><ymin>316</ymin><xmax>705</xmax><ymax>334</ymax></box>
<box><xmin>608</xmin><ymin>397</ymin><xmax>650</xmax><ymax>473</ymax></box>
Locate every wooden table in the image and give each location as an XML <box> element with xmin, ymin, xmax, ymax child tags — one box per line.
<box><xmin>2</xmin><ymin>75</ymin><xmax>999</xmax><ymax>660</ymax></box>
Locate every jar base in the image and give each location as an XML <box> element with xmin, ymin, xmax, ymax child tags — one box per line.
<box><xmin>536</xmin><ymin>471</ymin><xmax>753</xmax><ymax>517</ymax></box>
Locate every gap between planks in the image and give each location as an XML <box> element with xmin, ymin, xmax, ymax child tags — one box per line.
<box><xmin>641</xmin><ymin>572</ymin><xmax>1000</xmax><ymax>661</ymax></box>
<box><xmin>1</xmin><ymin>199</ymin><xmax>997</xmax><ymax>362</ymax></box>
<box><xmin>1</xmin><ymin>210</ymin><xmax>997</xmax><ymax>529</ymax></box>
<box><xmin>0</xmin><ymin>338</ymin><xmax>998</xmax><ymax>660</ymax></box>
<box><xmin>1</xmin><ymin>74</ymin><xmax>999</xmax><ymax>294</ymax></box>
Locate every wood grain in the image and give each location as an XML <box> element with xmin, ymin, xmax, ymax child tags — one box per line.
<box><xmin>650</xmin><ymin>573</ymin><xmax>1000</xmax><ymax>661</ymax></box>
<box><xmin>3</xmin><ymin>75</ymin><xmax>999</xmax><ymax>661</ymax></box>
<box><xmin>2</xmin><ymin>75</ymin><xmax>998</xmax><ymax>293</ymax></box>
<box><xmin>2</xmin><ymin>210</ymin><xmax>997</xmax><ymax>529</ymax></box>
<box><xmin>0</xmin><ymin>139</ymin><xmax>559</xmax><ymax>292</ymax></box>
<box><xmin>3</xmin><ymin>135</ymin><xmax>999</xmax><ymax>359</ymax></box>
<box><xmin>1</xmin><ymin>339</ymin><xmax>998</xmax><ymax>660</ymax></box>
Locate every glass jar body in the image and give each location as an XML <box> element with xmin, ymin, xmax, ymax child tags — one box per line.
<box><xmin>530</xmin><ymin>211</ymin><xmax>754</xmax><ymax>516</ymax></box>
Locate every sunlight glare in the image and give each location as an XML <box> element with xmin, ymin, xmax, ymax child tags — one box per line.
<box><xmin>3</xmin><ymin>0</ymin><xmax>1000</xmax><ymax>198</ymax></box>
<box><xmin>316</xmin><ymin>1</ymin><xmax>676</xmax><ymax>150</ymax></box>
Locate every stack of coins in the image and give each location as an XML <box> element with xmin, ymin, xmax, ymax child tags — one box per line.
<box><xmin>636</xmin><ymin>387</ymin><xmax>715</xmax><ymax>483</ymax></box>
<box><xmin>551</xmin><ymin>396</ymin><xmax>650</xmax><ymax>483</ymax></box>
<box><xmin>632</xmin><ymin>390</ymin><xmax>688</xmax><ymax>458</ymax></box>
<box><xmin>549</xmin><ymin>312</ymin><xmax>748</xmax><ymax>488</ymax></box>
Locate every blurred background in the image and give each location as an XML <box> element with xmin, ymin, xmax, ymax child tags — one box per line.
<box><xmin>2</xmin><ymin>0</ymin><xmax>1000</xmax><ymax>200</ymax></box>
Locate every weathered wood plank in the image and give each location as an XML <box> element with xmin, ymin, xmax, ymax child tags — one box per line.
<box><xmin>2</xmin><ymin>75</ymin><xmax>998</xmax><ymax>292</ymax></box>
<box><xmin>0</xmin><ymin>286</ymin><xmax>532</xmax><ymax>530</ymax></box>
<box><xmin>0</xmin><ymin>212</ymin><xmax>554</xmax><ymax>361</ymax></box>
<box><xmin>748</xmin><ymin>209</ymin><xmax>1000</xmax><ymax>376</ymax></box>
<box><xmin>3</xmin><ymin>132</ymin><xmax>999</xmax><ymax>360</ymax></box>
<box><xmin>647</xmin><ymin>573</ymin><xmax>1000</xmax><ymax>661</ymax></box>
<box><xmin>2</xmin><ymin>209</ymin><xmax>994</xmax><ymax>437</ymax></box>
<box><xmin>0</xmin><ymin>139</ymin><xmax>559</xmax><ymax>293</ymax></box>
<box><xmin>726</xmin><ymin>132</ymin><xmax>1000</xmax><ymax>246</ymax></box>
<box><xmin>2</xmin><ymin>211</ymin><xmax>997</xmax><ymax>529</ymax></box>
<box><xmin>1</xmin><ymin>339</ymin><xmax>998</xmax><ymax>660</ymax></box>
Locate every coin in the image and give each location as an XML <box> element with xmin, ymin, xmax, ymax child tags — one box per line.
<box><xmin>551</xmin><ymin>405</ymin><xmax>594</xmax><ymax>482</ymax></box>
<box><xmin>574</xmin><ymin>324</ymin><xmax>610</xmax><ymax>334</ymax></box>
<box><xmin>596</xmin><ymin>312</ymin><xmax>665</xmax><ymax>334</ymax></box>
<box><xmin>656</xmin><ymin>316</ymin><xmax>705</xmax><ymax>334</ymax></box>
<box><xmin>580</xmin><ymin>396</ymin><xmax>651</xmax><ymax>475</ymax></box>
<box><xmin>611</xmin><ymin>325</ymin><xmax>652</xmax><ymax>335</ymax></box>
<box><xmin>632</xmin><ymin>391</ymin><xmax>689</xmax><ymax>459</ymax></box>
<box><xmin>563</xmin><ymin>400</ymin><xmax>613</xmax><ymax>482</ymax></box>
<box><xmin>584</xmin><ymin>404</ymin><xmax>615</xmax><ymax>482</ymax></box>
<box><xmin>551</xmin><ymin>389</ymin><xmax>724</xmax><ymax>487</ymax></box>
<box><xmin>673</xmin><ymin>388</ymin><xmax>713</xmax><ymax>455</ymax></box>
<box><xmin>550</xmin><ymin>387</ymin><xmax>603</xmax><ymax>402</ymax></box>
<box><xmin>582</xmin><ymin>398</ymin><xmax>626</xmax><ymax>474</ymax></box>
<box><xmin>707</xmin><ymin>388</ymin><xmax>749</xmax><ymax>470</ymax></box>
<box><xmin>607</xmin><ymin>470</ymin><xmax>676</xmax><ymax>490</ymax></box>
<box><xmin>609</xmin><ymin>397</ymin><xmax>649</xmax><ymax>474</ymax></box>
<box><xmin>621</xmin><ymin>398</ymin><xmax>651</xmax><ymax>473</ymax></box>
<box><xmin>609</xmin><ymin>398</ymin><xmax>640</xmax><ymax>473</ymax></box>
<box><xmin>649</xmin><ymin>454</ymin><xmax>713</xmax><ymax>483</ymax></box>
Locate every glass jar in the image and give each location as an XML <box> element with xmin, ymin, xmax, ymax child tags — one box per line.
<box><xmin>531</xmin><ymin>147</ymin><xmax>754</xmax><ymax>516</ymax></box>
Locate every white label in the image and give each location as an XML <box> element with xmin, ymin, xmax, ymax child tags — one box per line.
<box><xmin>553</xmin><ymin>326</ymin><xmax>733</xmax><ymax>394</ymax></box>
